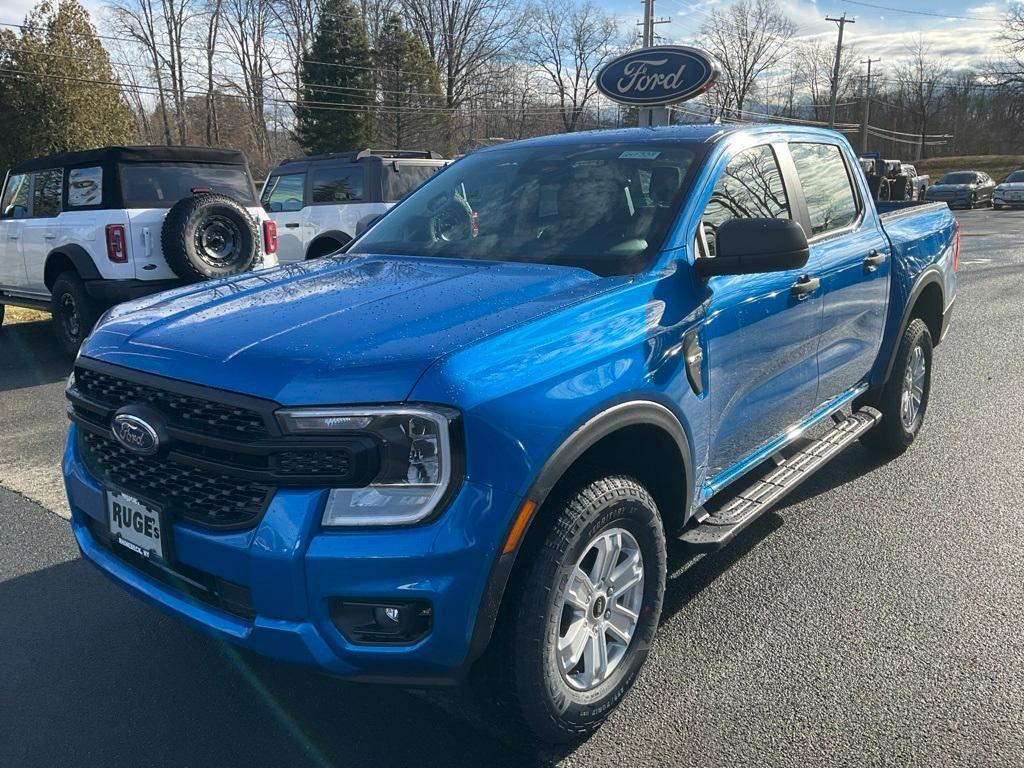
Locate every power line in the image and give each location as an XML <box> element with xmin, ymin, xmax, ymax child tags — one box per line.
<box><xmin>838</xmin><ymin>0</ymin><xmax>1003</xmax><ymax>23</ymax></box>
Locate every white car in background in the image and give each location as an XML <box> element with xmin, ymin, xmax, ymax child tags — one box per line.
<box><xmin>992</xmin><ymin>169</ymin><xmax>1024</xmax><ymax>209</ymax></box>
<box><xmin>0</xmin><ymin>146</ymin><xmax>276</xmax><ymax>355</ymax></box>
<box><xmin>260</xmin><ymin>149</ymin><xmax>449</xmax><ymax>262</ymax></box>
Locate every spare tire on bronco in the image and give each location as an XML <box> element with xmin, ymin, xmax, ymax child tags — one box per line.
<box><xmin>161</xmin><ymin>193</ymin><xmax>258</xmax><ymax>282</ymax></box>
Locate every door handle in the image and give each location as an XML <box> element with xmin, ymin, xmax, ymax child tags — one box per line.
<box><xmin>284</xmin><ymin>222</ymin><xmax>300</xmax><ymax>228</ymax></box>
<box><xmin>864</xmin><ymin>250</ymin><xmax>886</xmax><ymax>271</ymax></box>
<box><xmin>790</xmin><ymin>275</ymin><xmax>820</xmax><ymax>300</ymax></box>
<box><xmin>8</xmin><ymin>235</ymin><xmax>18</xmax><ymax>240</ymax></box>
<box><xmin>44</xmin><ymin>234</ymin><xmax>57</xmax><ymax>240</ymax></box>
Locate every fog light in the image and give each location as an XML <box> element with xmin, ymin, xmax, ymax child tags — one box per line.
<box><xmin>330</xmin><ymin>598</ymin><xmax>432</xmax><ymax>645</ymax></box>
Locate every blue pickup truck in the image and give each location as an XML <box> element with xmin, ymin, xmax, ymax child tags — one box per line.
<box><xmin>63</xmin><ymin>124</ymin><xmax>957</xmax><ymax>742</ymax></box>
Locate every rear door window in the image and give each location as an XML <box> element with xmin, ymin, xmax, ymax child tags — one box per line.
<box><xmin>788</xmin><ymin>143</ymin><xmax>859</xmax><ymax>236</ymax></box>
<box><xmin>32</xmin><ymin>169</ymin><xmax>63</xmax><ymax>218</ymax></box>
<box><xmin>261</xmin><ymin>172</ymin><xmax>306</xmax><ymax>212</ymax></box>
<box><xmin>311</xmin><ymin>166</ymin><xmax>364</xmax><ymax>203</ymax></box>
<box><xmin>119</xmin><ymin>164</ymin><xmax>256</xmax><ymax>208</ymax></box>
<box><xmin>68</xmin><ymin>167</ymin><xmax>103</xmax><ymax>207</ymax></box>
<box><xmin>1</xmin><ymin>173</ymin><xmax>30</xmax><ymax>218</ymax></box>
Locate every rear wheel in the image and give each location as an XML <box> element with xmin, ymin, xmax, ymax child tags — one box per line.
<box><xmin>860</xmin><ymin>318</ymin><xmax>933</xmax><ymax>456</ymax></box>
<box><xmin>51</xmin><ymin>271</ymin><xmax>100</xmax><ymax>357</ymax></box>
<box><xmin>161</xmin><ymin>194</ymin><xmax>258</xmax><ymax>282</ymax></box>
<box><xmin>504</xmin><ymin>476</ymin><xmax>666</xmax><ymax>742</ymax></box>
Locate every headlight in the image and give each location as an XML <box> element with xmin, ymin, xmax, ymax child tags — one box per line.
<box><xmin>276</xmin><ymin>406</ymin><xmax>460</xmax><ymax>527</ymax></box>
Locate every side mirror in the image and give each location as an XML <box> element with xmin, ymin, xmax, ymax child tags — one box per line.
<box><xmin>355</xmin><ymin>214</ymin><xmax>383</xmax><ymax>236</ymax></box>
<box><xmin>696</xmin><ymin>218</ymin><xmax>809</xmax><ymax>278</ymax></box>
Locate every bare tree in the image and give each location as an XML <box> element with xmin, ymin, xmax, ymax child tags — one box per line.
<box><xmin>401</xmin><ymin>0</ymin><xmax>520</xmax><ymax>114</ymax></box>
<box><xmin>523</xmin><ymin>0</ymin><xmax>619</xmax><ymax>132</ymax></box>
<box><xmin>795</xmin><ymin>38</ymin><xmax>859</xmax><ymax>122</ymax></box>
<box><xmin>222</xmin><ymin>0</ymin><xmax>273</xmax><ymax>163</ymax></box>
<box><xmin>893</xmin><ymin>37</ymin><xmax>949</xmax><ymax>160</ymax></box>
<box><xmin>110</xmin><ymin>0</ymin><xmax>175</xmax><ymax>144</ymax></box>
<box><xmin>202</xmin><ymin>0</ymin><xmax>223</xmax><ymax>145</ymax></box>
<box><xmin>699</xmin><ymin>0</ymin><xmax>795</xmax><ymax>118</ymax></box>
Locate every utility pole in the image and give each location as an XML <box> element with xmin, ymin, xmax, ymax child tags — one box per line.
<box><xmin>640</xmin><ymin>0</ymin><xmax>670</xmax><ymax>47</ymax></box>
<box><xmin>825</xmin><ymin>13</ymin><xmax>855</xmax><ymax>128</ymax></box>
<box><xmin>859</xmin><ymin>57</ymin><xmax>880</xmax><ymax>153</ymax></box>
<box><xmin>636</xmin><ymin>0</ymin><xmax>671</xmax><ymax>126</ymax></box>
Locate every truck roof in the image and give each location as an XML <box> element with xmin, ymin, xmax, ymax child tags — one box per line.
<box><xmin>9</xmin><ymin>145</ymin><xmax>249</xmax><ymax>174</ymax></box>
<box><xmin>469</xmin><ymin>123</ymin><xmax>851</xmax><ymax>153</ymax></box>
<box><xmin>273</xmin><ymin>149</ymin><xmax>445</xmax><ymax>171</ymax></box>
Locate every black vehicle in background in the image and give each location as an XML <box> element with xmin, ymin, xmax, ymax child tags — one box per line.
<box><xmin>924</xmin><ymin>170</ymin><xmax>996</xmax><ymax>209</ymax></box>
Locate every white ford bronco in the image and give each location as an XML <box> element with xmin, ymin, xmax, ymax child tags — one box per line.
<box><xmin>260</xmin><ymin>149</ymin><xmax>448</xmax><ymax>263</ymax></box>
<box><xmin>0</xmin><ymin>146</ymin><xmax>278</xmax><ymax>355</ymax></box>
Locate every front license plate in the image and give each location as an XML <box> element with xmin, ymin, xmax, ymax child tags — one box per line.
<box><xmin>107</xmin><ymin>491</ymin><xmax>165</xmax><ymax>563</ymax></box>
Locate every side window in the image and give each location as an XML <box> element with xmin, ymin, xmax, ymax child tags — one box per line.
<box><xmin>700</xmin><ymin>144</ymin><xmax>790</xmax><ymax>258</ymax></box>
<box><xmin>32</xmin><ymin>169</ymin><xmax>63</xmax><ymax>218</ymax></box>
<box><xmin>789</xmin><ymin>143</ymin><xmax>859</xmax><ymax>236</ymax></box>
<box><xmin>311</xmin><ymin>166</ymin><xmax>364</xmax><ymax>203</ymax></box>
<box><xmin>68</xmin><ymin>167</ymin><xmax>103</xmax><ymax>207</ymax></box>
<box><xmin>1</xmin><ymin>173</ymin><xmax>30</xmax><ymax>218</ymax></box>
<box><xmin>261</xmin><ymin>173</ymin><xmax>305</xmax><ymax>212</ymax></box>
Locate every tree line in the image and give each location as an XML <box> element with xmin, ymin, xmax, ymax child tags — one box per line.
<box><xmin>2</xmin><ymin>0</ymin><xmax>1024</xmax><ymax>175</ymax></box>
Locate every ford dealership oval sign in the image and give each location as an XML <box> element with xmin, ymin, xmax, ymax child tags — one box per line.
<box><xmin>597</xmin><ymin>46</ymin><xmax>721</xmax><ymax>106</ymax></box>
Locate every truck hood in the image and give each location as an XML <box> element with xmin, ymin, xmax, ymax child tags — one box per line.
<box><xmin>83</xmin><ymin>254</ymin><xmax>607</xmax><ymax>404</ymax></box>
<box><xmin>929</xmin><ymin>183</ymin><xmax>976</xmax><ymax>192</ymax></box>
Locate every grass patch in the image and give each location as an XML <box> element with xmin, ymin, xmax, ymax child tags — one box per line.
<box><xmin>916</xmin><ymin>155</ymin><xmax>1024</xmax><ymax>183</ymax></box>
<box><xmin>4</xmin><ymin>306</ymin><xmax>49</xmax><ymax>325</ymax></box>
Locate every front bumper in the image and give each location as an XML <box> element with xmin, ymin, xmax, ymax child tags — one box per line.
<box><xmin>64</xmin><ymin>424</ymin><xmax>519</xmax><ymax>684</ymax></box>
<box><xmin>993</xmin><ymin>195</ymin><xmax>1024</xmax><ymax>207</ymax></box>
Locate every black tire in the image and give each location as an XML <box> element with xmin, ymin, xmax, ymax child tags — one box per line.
<box><xmin>306</xmin><ymin>237</ymin><xmax>347</xmax><ymax>260</ymax></box>
<box><xmin>161</xmin><ymin>194</ymin><xmax>258</xmax><ymax>282</ymax></box>
<box><xmin>505</xmin><ymin>476</ymin><xmax>666</xmax><ymax>743</ymax></box>
<box><xmin>860</xmin><ymin>318</ymin><xmax>933</xmax><ymax>457</ymax></box>
<box><xmin>0</xmin><ymin>303</ymin><xmax>5</xmax><ymax>326</ymax></box>
<box><xmin>993</xmin><ymin>203</ymin><xmax>1003</xmax><ymax>210</ymax></box>
<box><xmin>51</xmin><ymin>271</ymin><xmax>100</xmax><ymax>357</ymax></box>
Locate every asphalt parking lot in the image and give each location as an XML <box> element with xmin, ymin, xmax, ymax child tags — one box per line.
<box><xmin>1</xmin><ymin>207</ymin><xmax>1023</xmax><ymax>767</ymax></box>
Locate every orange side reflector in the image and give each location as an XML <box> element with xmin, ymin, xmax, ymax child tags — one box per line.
<box><xmin>502</xmin><ymin>500</ymin><xmax>537</xmax><ymax>555</ymax></box>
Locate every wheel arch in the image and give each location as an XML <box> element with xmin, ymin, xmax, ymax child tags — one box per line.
<box><xmin>305</xmin><ymin>230</ymin><xmax>351</xmax><ymax>259</ymax></box>
<box><xmin>882</xmin><ymin>268</ymin><xmax>944</xmax><ymax>386</ymax></box>
<box><xmin>44</xmin><ymin>244</ymin><xmax>100</xmax><ymax>291</ymax></box>
<box><xmin>464</xmin><ymin>400</ymin><xmax>694</xmax><ymax>668</ymax></box>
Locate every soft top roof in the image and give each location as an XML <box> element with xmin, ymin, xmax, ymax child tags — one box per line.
<box><xmin>10</xmin><ymin>145</ymin><xmax>249</xmax><ymax>173</ymax></box>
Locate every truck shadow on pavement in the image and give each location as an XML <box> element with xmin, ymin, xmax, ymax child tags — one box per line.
<box><xmin>0</xmin><ymin>534</ymin><xmax>564</xmax><ymax>767</ymax></box>
<box><xmin>0</xmin><ymin>319</ymin><xmax>71</xmax><ymax>394</ymax></box>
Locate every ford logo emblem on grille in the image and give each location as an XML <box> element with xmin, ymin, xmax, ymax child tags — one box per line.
<box><xmin>111</xmin><ymin>408</ymin><xmax>164</xmax><ymax>456</ymax></box>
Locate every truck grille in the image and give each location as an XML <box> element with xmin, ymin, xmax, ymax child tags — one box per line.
<box><xmin>80</xmin><ymin>430</ymin><xmax>272</xmax><ymax>529</ymax></box>
<box><xmin>75</xmin><ymin>367</ymin><xmax>269</xmax><ymax>439</ymax></box>
<box><xmin>68</xmin><ymin>360</ymin><xmax>381</xmax><ymax>531</ymax></box>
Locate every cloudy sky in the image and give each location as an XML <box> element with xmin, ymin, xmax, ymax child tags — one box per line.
<box><xmin>0</xmin><ymin>0</ymin><xmax>1014</xmax><ymax>72</ymax></box>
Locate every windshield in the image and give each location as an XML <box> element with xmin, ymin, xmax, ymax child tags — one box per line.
<box><xmin>938</xmin><ymin>172</ymin><xmax>978</xmax><ymax>185</ymax></box>
<box><xmin>349</xmin><ymin>142</ymin><xmax>702</xmax><ymax>276</ymax></box>
<box><xmin>1004</xmin><ymin>171</ymin><xmax>1024</xmax><ymax>183</ymax></box>
<box><xmin>120</xmin><ymin>163</ymin><xmax>256</xmax><ymax>208</ymax></box>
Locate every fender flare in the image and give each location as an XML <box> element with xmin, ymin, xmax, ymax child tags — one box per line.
<box><xmin>462</xmin><ymin>399</ymin><xmax>693</xmax><ymax>668</ymax></box>
<box><xmin>880</xmin><ymin>267</ymin><xmax>945</xmax><ymax>386</ymax></box>
<box><xmin>305</xmin><ymin>230</ymin><xmax>351</xmax><ymax>259</ymax></box>
<box><xmin>44</xmin><ymin>244</ymin><xmax>100</xmax><ymax>289</ymax></box>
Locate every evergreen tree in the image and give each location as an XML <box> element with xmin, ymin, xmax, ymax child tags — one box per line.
<box><xmin>295</xmin><ymin>0</ymin><xmax>371</xmax><ymax>154</ymax></box>
<box><xmin>373</xmin><ymin>15</ymin><xmax>446</xmax><ymax>150</ymax></box>
<box><xmin>0</xmin><ymin>0</ymin><xmax>135</xmax><ymax>170</ymax></box>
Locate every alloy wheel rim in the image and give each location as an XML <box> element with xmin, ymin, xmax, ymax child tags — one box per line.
<box><xmin>556</xmin><ymin>527</ymin><xmax>644</xmax><ymax>692</ymax></box>
<box><xmin>901</xmin><ymin>345</ymin><xmax>926</xmax><ymax>428</ymax></box>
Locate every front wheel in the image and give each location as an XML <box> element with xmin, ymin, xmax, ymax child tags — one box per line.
<box><xmin>860</xmin><ymin>318</ymin><xmax>933</xmax><ymax>456</ymax></box>
<box><xmin>507</xmin><ymin>476</ymin><xmax>666</xmax><ymax>742</ymax></box>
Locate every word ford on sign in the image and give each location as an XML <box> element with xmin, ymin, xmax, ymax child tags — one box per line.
<box><xmin>596</xmin><ymin>45</ymin><xmax>721</xmax><ymax>107</ymax></box>
<box><xmin>616</xmin><ymin>58</ymin><xmax>688</xmax><ymax>95</ymax></box>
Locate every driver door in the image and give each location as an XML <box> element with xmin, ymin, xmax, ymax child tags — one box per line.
<box><xmin>698</xmin><ymin>143</ymin><xmax>823</xmax><ymax>480</ymax></box>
